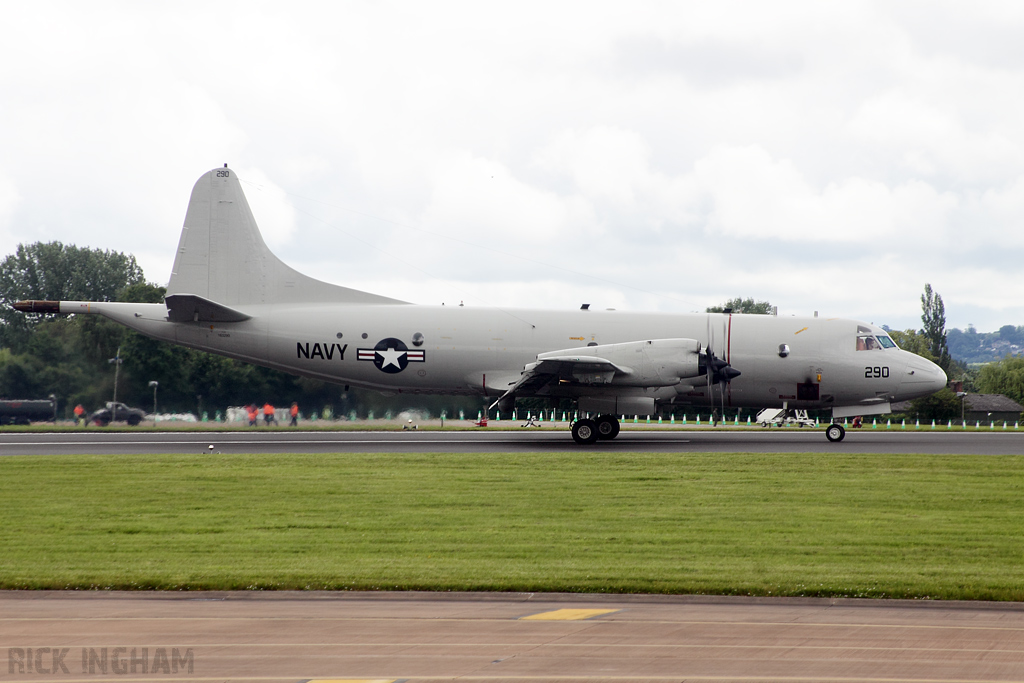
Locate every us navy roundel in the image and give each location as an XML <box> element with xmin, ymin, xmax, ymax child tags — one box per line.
<box><xmin>356</xmin><ymin>337</ymin><xmax>426</xmax><ymax>374</ymax></box>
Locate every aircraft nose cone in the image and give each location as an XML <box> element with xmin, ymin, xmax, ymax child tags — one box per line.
<box><xmin>901</xmin><ymin>355</ymin><xmax>947</xmax><ymax>398</ymax></box>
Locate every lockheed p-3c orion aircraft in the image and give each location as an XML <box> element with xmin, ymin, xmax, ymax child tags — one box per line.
<box><xmin>14</xmin><ymin>166</ymin><xmax>947</xmax><ymax>444</ymax></box>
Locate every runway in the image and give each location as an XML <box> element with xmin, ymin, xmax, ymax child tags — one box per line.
<box><xmin>1</xmin><ymin>428</ymin><xmax>1023</xmax><ymax>455</ymax></box>
<box><xmin>4</xmin><ymin>591</ymin><xmax>1024</xmax><ymax>682</ymax></box>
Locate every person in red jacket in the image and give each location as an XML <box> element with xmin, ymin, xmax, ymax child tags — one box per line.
<box><xmin>289</xmin><ymin>402</ymin><xmax>299</xmax><ymax>427</ymax></box>
<box><xmin>263</xmin><ymin>402</ymin><xmax>275</xmax><ymax>426</ymax></box>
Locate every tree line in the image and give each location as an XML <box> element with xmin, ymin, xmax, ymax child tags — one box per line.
<box><xmin>2</xmin><ymin>243</ymin><xmax>1023</xmax><ymax>422</ymax></box>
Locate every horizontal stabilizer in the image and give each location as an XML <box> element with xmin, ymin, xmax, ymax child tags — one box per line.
<box><xmin>165</xmin><ymin>294</ymin><xmax>252</xmax><ymax>323</ymax></box>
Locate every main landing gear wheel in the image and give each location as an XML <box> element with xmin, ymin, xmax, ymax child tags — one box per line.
<box><xmin>825</xmin><ymin>423</ymin><xmax>846</xmax><ymax>442</ymax></box>
<box><xmin>572</xmin><ymin>418</ymin><xmax>600</xmax><ymax>445</ymax></box>
<box><xmin>596</xmin><ymin>414</ymin><xmax>620</xmax><ymax>440</ymax></box>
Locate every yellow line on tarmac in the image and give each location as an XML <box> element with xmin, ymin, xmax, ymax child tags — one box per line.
<box><xmin>519</xmin><ymin>608</ymin><xmax>620</xmax><ymax>621</ymax></box>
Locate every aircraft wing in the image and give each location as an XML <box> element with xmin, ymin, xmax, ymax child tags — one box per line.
<box><xmin>490</xmin><ymin>355</ymin><xmax>628</xmax><ymax>411</ymax></box>
<box><xmin>490</xmin><ymin>338</ymin><xmax>706</xmax><ymax>411</ymax></box>
<box><xmin>164</xmin><ymin>294</ymin><xmax>252</xmax><ymax>323</ymax></box>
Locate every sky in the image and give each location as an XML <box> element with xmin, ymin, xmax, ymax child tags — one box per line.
<box><xmin>2</xmin><ymin>1</ymin><xmax>1023</xmax><ymax>332</ymax></box>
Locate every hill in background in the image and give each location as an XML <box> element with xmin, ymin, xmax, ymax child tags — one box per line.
<box><xmin>947</xmin><ymin>325</ymin><xmax>1024</xmax><ymax>365</ymax></box>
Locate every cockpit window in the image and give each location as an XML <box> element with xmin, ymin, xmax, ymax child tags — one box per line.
<box><xmin>856</xmin><ymin>335</ymin><xmax>881</xmax><ymax>351</ymax></box>
<box><xmin>856</xmin><ymin>334</ymin><xmax>896</xmax><ymax>350</ymax></box>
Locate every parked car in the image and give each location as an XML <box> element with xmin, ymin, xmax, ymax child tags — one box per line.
<box><xmin>90</xmin><ymin>402</ymin><xmax>146</xmax><ymax>426</ymax></box>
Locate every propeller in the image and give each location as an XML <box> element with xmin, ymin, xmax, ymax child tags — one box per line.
<box><xmin>701</xmin><ymin>313</ymin><xmax>741</xmax><ymax>423</ymax></box>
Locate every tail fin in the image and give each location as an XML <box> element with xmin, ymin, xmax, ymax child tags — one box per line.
<box><xmin>166</xmin><ymin>166</ymin><xmax>404</xmax><ymax>306</ymax></box>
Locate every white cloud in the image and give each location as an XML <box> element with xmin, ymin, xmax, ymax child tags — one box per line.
<box><xmin>0</xmin><ymin>173</ymin><xmax>20</xmax><ymax>250</ymax></box>
<box><xmin>236</xmin><ymin>168</ymin><xmax>299</xmax><ymax>249</ymax></box>
<box><xmin>2</xmin><ymin>1</ymin><xmax>1024</xmax><ymax>331</ymax></box>
<box><xmin>417</xmin><ymin>152</ymin><xmax>595</xmax><ymax>246</ymax></box>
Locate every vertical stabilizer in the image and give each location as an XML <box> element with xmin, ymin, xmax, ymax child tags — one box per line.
<box><xmin>166</xmin><ymin>167</ymin><xmax>404</xmax><ymax>306</ymax></box>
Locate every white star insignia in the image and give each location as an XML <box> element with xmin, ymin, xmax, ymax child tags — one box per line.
<box><xmin>377</xmin><ymin>347</ymin><xmax>406</xmax><ymax>369</ymax></box>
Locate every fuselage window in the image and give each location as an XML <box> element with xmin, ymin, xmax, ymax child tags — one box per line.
<box><xmin>876</xmin><ymin>335</ymin><xmax>897</xmax><ymax>349</ymax></box>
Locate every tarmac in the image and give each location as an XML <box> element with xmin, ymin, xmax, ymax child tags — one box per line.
<box><xmin>4</xmin><ymin>590</ymin><xmax>1024</xmax><ymax>682</ymax></box>
<box><xmin>1</xmin><ymin>425</ymin><xmax>1023</xmax><ymax>455</ymax></box>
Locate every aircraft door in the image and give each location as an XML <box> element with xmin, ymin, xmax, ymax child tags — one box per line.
<box><xmin>797</xmin><ymin>381</ymin><xmax>819</xmax><ymax>401</ymax></box>
<box><xmin>797</xmin><ymin>365</ymin><xmax>821</xmax><ymax>401</ymax></box>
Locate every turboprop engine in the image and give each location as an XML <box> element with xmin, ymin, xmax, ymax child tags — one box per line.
<box><xmin>534</xmin><ymin>338</ymin><xmax>705</xmax><ymax>387</ymax></box>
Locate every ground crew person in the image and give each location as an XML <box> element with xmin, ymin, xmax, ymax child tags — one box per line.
<box><xmin>289</xmin><ymin>402</ymin><xmax>299</xmax><ymax>427</ymax></box>
<box><xmin>247</xmin><ymin>404</ymin><xmax>258</xmax><ymax>427</ymax></box>
<box><xmin>73</xmin><ymin>404</ymin><xmax>85</xmax><ymax>427</ymax></box>
<box><xmin>263</xmin><ymin>402</ymin><xmax>275</xmax><ymax>426</ymax></box>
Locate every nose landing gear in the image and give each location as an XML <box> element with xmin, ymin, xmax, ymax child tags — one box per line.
<box><xmin>825</xmin><ymin>423</ymin><xmax>846</xmax><ymax>442</ymax></box>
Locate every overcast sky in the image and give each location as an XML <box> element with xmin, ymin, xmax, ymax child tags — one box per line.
<box><xmin>3</xmin><ymin>1</ymin><xmax>1023</xmax><ymax>332</ymax></box>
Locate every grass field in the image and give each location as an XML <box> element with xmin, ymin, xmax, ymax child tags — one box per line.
<box><xmin>1</xmin><ymin>452</ymin><xmax>1023</xmax><ymax>599</ymax></box>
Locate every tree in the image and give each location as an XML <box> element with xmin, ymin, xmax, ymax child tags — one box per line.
<box><xmin>887</xmin><ymin>329</ymin><xmax>936</xmax><ymax>362</ymax></box>
<box><xmin>0</xmin><ymin>242</ymin><xmax>145</xmax><ymax>350</ymax></box>
<box><xmin>903</xmin><ymin>387</ymin><xmax>963</xmax><ymax>422</ymax></box>
<box><xmin>998</xmin><ymin>325</ymin><xmax>1022</xmax><ymax>346</ymax></box>
<box><xmin>707</xmin><ymin>297</ymin><xmax>774</xmax><ymax>314</ymax></box>
<box><xmin>920</xmin><ymin>283</ymin><xmax>951</xmax><ymax>373</ymax></box>
<box><xmin>977</xmin><ymin>356</ymin><xmax>1024</xmax><ymax>406</ymax></box>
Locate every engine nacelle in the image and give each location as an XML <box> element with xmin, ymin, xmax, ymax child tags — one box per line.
<box><xmin>537</xmin><ymin>338</ymin><xmax>702</xmax><ymax>387</ymax></box>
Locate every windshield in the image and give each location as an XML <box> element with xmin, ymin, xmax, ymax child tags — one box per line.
<box><xmin>877</xmin><ymin>335</ymin><xmax>897</xmax><ymax>349</ymax></box>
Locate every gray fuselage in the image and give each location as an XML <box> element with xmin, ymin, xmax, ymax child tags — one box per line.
<box><xmin>76</xmin><ymin>300</ymin><xmax>946</xmax><ymax>413</ymax></box>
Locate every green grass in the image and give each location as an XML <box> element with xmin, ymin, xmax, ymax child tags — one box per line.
<box><xmin>1</xmin><ymin>452</ymin><xmax>1023</xmax><ymax>599</ymax></box>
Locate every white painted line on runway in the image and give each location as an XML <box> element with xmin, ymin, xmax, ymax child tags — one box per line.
<box><xmin>2</xmin><ymin>439</ymin><xmax>653</xmax><ymax>446</ymax></box>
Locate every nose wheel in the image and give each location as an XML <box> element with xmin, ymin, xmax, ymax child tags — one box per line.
<box><xmin>825</xmin><ymin>423</ymin><xmax>845</xmax><ymax>442</ymax></box>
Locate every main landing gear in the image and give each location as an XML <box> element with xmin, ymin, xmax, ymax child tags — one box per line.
<box><xmin>571</xmin><ymin>414</ymin><xmax>621</xmax><ymax>445</ymax></box>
